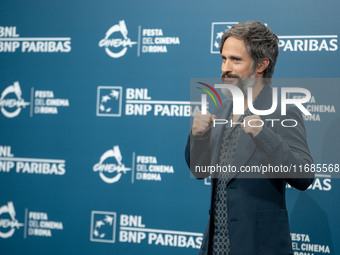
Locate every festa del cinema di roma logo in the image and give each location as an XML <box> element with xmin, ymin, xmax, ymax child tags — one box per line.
<box><xmin>93</xmin><ymin>146</ymin><xmax>131</xmax><ymax>183</ymax></box>
<box><xmin>0</xmin><ymin>81</ymin><xmax>30</xmax><ymax>118</ymax></box>
<box><xmin>99</xmin><ymin>20</ymin><xmax>137</xmax><ymax>58</ymax></box>
<box><xmin>0</xmin><ymin>201</ymin><xmax>23</xmax><ymax>238</ymax></box>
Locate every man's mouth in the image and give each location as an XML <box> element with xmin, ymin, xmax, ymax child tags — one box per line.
<box><xmin>221</xmin><ymin>76</ymin><xmax>239</xmax><ymax>84</ymax></box>
<box><xmin>222</xmin><ymin>77</ymin><xmax>236</xmax><ymax>81</ymax></box>
<box><xmin>221</xmin><ymin>73</ymin><xmax>239</xmax><ymax>80</ymax></box>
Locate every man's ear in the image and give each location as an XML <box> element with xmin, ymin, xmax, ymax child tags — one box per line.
<box><xmin>256</xmin><ymin>58</ymin><xmax>270</xmax><ymax>75</ymax></box>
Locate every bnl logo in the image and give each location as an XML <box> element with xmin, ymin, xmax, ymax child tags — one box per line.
<box><xmin>90</xmin><ymin>211</ymin><xmax>116</xmax><ymax>243</ymax></box>
<box><xmin>210</xmin><ymin>22</ymin><xmax>238</xmax><ymax>54</ymax></box>
<box><xmin>96</xmin><ymin>86</ymin><xmax>122</xmax><ymax>117</ymax></box>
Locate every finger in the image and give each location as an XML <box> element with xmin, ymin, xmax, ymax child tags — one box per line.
<box><xmin>196</xmin><ymin>117</ymin><xmax>212</xmax><ymax>126</ymax></box>
<box><xmin>242</xmin><ymin>126</ymin><xmax>250</xmax><ymax>134</ymax></box>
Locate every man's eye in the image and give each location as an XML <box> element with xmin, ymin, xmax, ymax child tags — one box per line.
<box><xmin>233</xmin><ymin>58</ymin><xmax>241</xmax><ymax>62</ymax></box>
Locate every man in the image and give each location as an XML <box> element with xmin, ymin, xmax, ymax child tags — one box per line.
<box><xmin>185</xmin><ymin>21</ymin><xmax>314</xmax><ymax>255</ymax></box>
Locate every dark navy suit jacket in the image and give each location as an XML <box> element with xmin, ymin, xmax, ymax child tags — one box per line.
<box><xmin>185</xmin><ymin>85</ymin><xmax>314</xmax><ymax>255</ymax></box>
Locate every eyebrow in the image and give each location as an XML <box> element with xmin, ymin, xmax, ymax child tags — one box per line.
<box><xmin>221</xmin><ymin>54</ymin><xmax>243</xmax><ymax>60</ymax></box>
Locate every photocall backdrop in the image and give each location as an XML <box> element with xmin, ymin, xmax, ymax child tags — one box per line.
<box><xmin>0</xmin><ymin>0</ymin><xmax>339</xmax><ymax>254</ymax></box>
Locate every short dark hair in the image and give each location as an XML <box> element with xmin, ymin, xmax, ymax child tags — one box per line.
<box><xmin>220</xmin><ymin>21</ymin><xmax>279</xmax><ymax>79</ymax></box>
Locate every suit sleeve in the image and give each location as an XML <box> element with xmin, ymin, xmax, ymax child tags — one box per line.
<box><xmin>185</xmin><ymin>130</ymin><xmax>212</xmax><ymax>179</ymax></box>
<box><xmin>253</xmin><ymin>105</ymin><xmax>314</xmax><ymax>190</ymax></box>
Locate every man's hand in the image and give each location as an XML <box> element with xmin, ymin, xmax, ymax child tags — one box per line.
<box><xmin>242</xmin><ymin>115</ymin><xmax>263</xmax><ymax>137</ymax></box>
<box><xmin>192</xmin><ymin>111</ymin><xmax>216</xmax><ymax>137</ymax></box>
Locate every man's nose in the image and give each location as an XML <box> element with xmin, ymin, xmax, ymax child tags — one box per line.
<box><xmin>221</xmin><ymin>59</ymin><xmax>232</xmax><ymax>73</ymax></box>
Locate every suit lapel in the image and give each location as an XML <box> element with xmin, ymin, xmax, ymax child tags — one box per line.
<box><xmin>210</xmin><ymin>100</ymin><xmax>232</xmax><ymax>179</ymax></box>
<box><xmin>226</xmin><ymin>130</ymin><xmax>256</xmax><ymax>182</ymax></box>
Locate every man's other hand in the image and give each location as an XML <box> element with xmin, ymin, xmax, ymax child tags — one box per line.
<box><xmin>242</xmin><ymin>115</ymin><xmax>263</xmax><ymax>137</ymax></box>
<box><xmin>192</xmin><ymin>111</ymin><xmax>216</xmax><ymax>137</ymax></box>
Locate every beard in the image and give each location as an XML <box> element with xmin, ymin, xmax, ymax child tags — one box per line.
<box><xmin>220</xmin><ymin>72</ymin><xmax>257</xmax><ymax>99</ymax></box>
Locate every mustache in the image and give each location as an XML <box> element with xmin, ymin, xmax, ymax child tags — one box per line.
<box><xmin>220</xmin><ymin>72</ymin><xmax>240</xmax><ymax>79</ymax></box>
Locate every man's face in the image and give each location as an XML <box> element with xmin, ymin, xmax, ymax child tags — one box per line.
<box><xmin>220</xmin><ymin>36</ymin><xmax>256</xmax><ymax>98</ymax></box>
